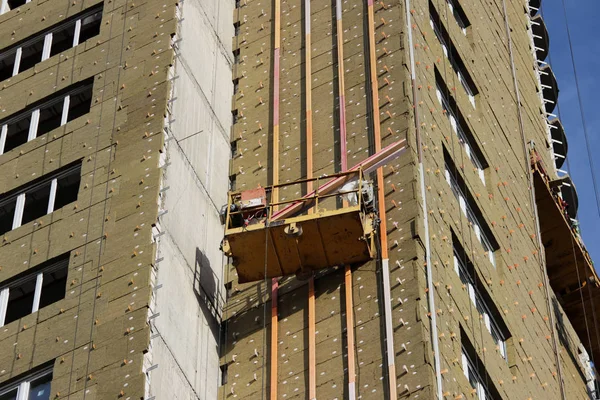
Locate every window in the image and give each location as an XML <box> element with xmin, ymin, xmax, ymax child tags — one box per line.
<box><xmin>0</xmin><ymin>253</ymin><xmax>69</xmax><ymax>327</ymax></box>
<box><xmin>445</xmin><ymin>154</ymin><xmax>498</xmax><ymax>267</ymax></box>
<box><xmin>0</xmin><ymin>5</ymin><xmax>102</xmax><ymax>79</ymax></box>
<box><xmin>446</xmin><ymin>0</ymin><xmax>470</xmax><ymax>34</ymax></box>
<box><xmin>0</xmin><ymin>161</ymin><xmax>82</xmax><ymax>235</ymax></box>
<box><xmin>0</xmin><ymin>0</ymin><xmax>26</xmax><ymax>15</ymax></box>
<box><xmin>461</xmin><ymin>349</ymin><xmax>493</xmax><ymax>399</ymax></box>
<box><xmin>430</xmin><ymin>2</ymin><xmax>477</xmax><ymax>107</ymax></box>
<box><xmin>0</xmin><ymin>78</ymin><xmax>93</xmax><ymax>155</ymax></box>
<box><xmin>453</xmin><ymin>242</ymin><xmax>509</xmax><ymax>360</ymax></box>
<box><xmin>460</xmin><ymin>332</ymin><xmax>502</xmax><ymax>400</ymax></box>
<box><xmin>436</xmin><ymin>73</ymin><xmax>487</xmax><ymax>185</ymax></box>
<box><xmin>220</xmin><ymin>364</ymin><xmax>228</xmax><ymax>386</ymax></box>
<box><xmin>0</xmin><ymin>363</ymin><xmax>53</xmax><ymax>400</ymax></box>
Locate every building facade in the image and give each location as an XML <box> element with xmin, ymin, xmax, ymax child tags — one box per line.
<box><xmin>0</xmin><ymin>0</ymin><xmax>232</xmax><ymax>399</ymax></box>
<box><xmin>222</xmin><ymin>0</ymin><xmax>598</xmax><ymax>399</ymax></box>
<box><xmin>0</xmin><ymin>0</ymin><xmax>597</xmax><ymax>400</ymax></box>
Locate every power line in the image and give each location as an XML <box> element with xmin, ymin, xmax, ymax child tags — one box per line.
<box><xmin>558</xmin><ymin>0</ymin><xmax>600</xmax><ymax>221</ymax></box>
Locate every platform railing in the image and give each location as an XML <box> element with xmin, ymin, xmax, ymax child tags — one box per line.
<box><xmin>225</xmin><ymin>169</ymin><xmax>367</xmax><ymax>231</ymax></box>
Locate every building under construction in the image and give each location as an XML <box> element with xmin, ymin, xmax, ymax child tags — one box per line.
<box><xmin>0</xmin><ymin>0</ymin><xmax>598</xmax><ymax>399</ymax></box>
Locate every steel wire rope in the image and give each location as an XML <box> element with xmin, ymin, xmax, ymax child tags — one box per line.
<box><xmin>556</xmin><ymin>0</ymin><xmax>600</xmax><ymax>221</ymax></box>
<box><xmin>501</xmin><ymin>0</ymin><xmax>566</xmax><ymax>396</ymax></box>
<box><xmin>554</xmin><ymin>0</ymin><xmax>600</xmax><ymax>368</ymax></box>
<box><xmin>543</xmin><ymin>7</ymin><xmax>600</xmax><ymax>377</ymax></box>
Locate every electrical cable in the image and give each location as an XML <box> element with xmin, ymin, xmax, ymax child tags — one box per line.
<box><xmin>500</xmin><ymin>1</ymin><xmax>567</xmax><ymax>396</ymax></box>
<box><xmin>557</xmin><ymin>0</ymin><xmax>600</xmax><ymax>221</ymax></box>
<box><xmin>544</xmin><ymin>8</ymin><xmax>600</xmax><ymax>382</ymax></box>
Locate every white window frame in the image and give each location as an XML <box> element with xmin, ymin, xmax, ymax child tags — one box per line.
<box><xmin>0</xmin><ymin>163</ymin><xmax>80</xmax><ymax>237</ymax></box>
<box><xmin>437</xmin><ymin>84</ymin><xmax>485</xmax><ymax>185</ymax></box>
<box><xmin>0</xmin><ymin>271</ymin><xmax>44</xmax><ymax>328</ymax></box>
<box><xmin>0</xmin><ymin>255</ymin><xmax>69</xmax><ymax>328</ymax></box>
<box><xmin>447</xmin><ymin>0</ymin><xmax>468</xmax><ymax>34</ymax></box>
<box><xmin>0</xmin><ymin>83</ymin><xmax>92</xmax><ymax>156</ymax></box>
<box><xmin>445</xmin><ymin>167</ymin><xmax>495</xmax><ymax>266</ymax></box>
<box><xmin>0</xmin><ymin>365</ymin><xmax>53</xmax><ymax>400</ymax></box>
<box><xmin>455</xmin><ymin>252</ymin><xmax>507</xmax><ymax>362</ymax></box>
<box><xmin>0</xmin><ymin>0</ymin><xmax>30</xmax><ymax>15</ymax></box>
<box><xmin>462</xmin><ymin>349</ymin><xmax>492</xmax><ymax>399</ymax></box>
<box><xmin>0</xmin><ymin>6</ymin><xmax>102</xmax><ymax>77</ymax></box>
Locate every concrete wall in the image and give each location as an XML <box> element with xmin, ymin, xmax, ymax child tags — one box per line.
<box><xmin>146</xmin><ymin>0</ymin><xmax>233</xmax><ymax>399</ymax></box>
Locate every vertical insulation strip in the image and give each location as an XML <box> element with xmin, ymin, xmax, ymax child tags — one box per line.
<box><xmin>336</xmin><ymin>0</ymin><xmax>348</xmax><ymax>172</ymax></box>
<box><xmin>337</xmin><ymin>3</ymin><xmax>357</xmax><ymax>399</ymax></box>
<box><xmin>366</xmin><ymin>0</ymin><xmax>396</xmax><ymax>398</ymax></box>
<box><xmin>270</xmin><ymin>278</ymin><xmax>279</xmax><ymax>399</ymax></box>
<box><xmin>270</xmin><ymin>0</ymin><xmax>281</xmax><ymax>399</ymax></box>
<box><xmin>344</xmin><ymin>265</ymin><xmax>356</xmax><ymax>400</ymax></box>
<box><xmin>305</xmin><ymin>0</ymin><xmax>314</xmax><ymax>192</ymax></box>
<box><xmin>305</xmin><ymin>2</ymin><xmax>317</xmax><ymax>399</ymax></box>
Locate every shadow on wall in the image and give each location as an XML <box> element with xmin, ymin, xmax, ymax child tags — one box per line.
<box><xmin>193</xmin><ymin>247</ymin><xmax>223</xmax><ymax>347</ymax></box>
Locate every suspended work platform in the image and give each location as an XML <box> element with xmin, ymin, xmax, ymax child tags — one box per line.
<box><xmin>221</xmin><ymin>170</ymin><xmax>377</xmax><ymax>283</ymax></box>
<box><xmin>531</xmin><ymin>150</ymin><xmax>600</xmax><ymax>362</ymax></box>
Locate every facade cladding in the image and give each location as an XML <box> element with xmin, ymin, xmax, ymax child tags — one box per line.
<box><xmin>0</xmin><ymin>1</ymin><xmax>596</xmax><ymax>400</ymax></box>
<box><xmin>0</xmin><ymin>0</ymin><xmax>232</xmax><ymax>399</ymax></box>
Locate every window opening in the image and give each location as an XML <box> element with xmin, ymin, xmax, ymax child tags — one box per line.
<box><xmin>0</xmin><ymin>4</ymin><xmax>103</xmax><ymax>79</ymax></box>
<box><xmin>0</xmin><ymin>363</ymin><xmax>53</xmax><ymax>400</ymax></box>
<box><xmin>446</xmin><ymin>0</ymin><xmax>470</xmax><ymax>33</ymax></box>
<box><xmin>0</xmin><ymin>253</ymin><xmax>69</xmax><ymax>327</ymax></box>
<box><xmin>0</xmin><ymin>0</ymin><xmax>27</xmax><ymax>15</ymax></box>
<box><xmin>445</xmin><ymin>153</ymin><xmax>498</xmax><ymax>266</ymax></box>
<box><xmin>437</xmin><ymin>72</ymin><xmax>487</xmax><ymax>185</ymax></box>
<box><xmin>0</xmin><ymin>161</ymin><xmax>81</xmax><ymax>236</ymax></box>
<box><xmin>454</xmin><ymin>239</ymin><xmax>509</xmax><ymax>360</ymax></box>
<box><xmin>220</xmin><ymin>364</ymin><xmax>228</xmax><ymax>386</ymax></box>
<box><xmin>460</xmin><ymin>332</ymin><xmax>502</xmax><ymax>399</ymax></box>
<box><xmin>0</xmin><ymin>78</ymin><xmax>93</xmax><ymax>155</ymax></box>
<box><xmin>430</xmin><ymin>2</ymin><xmax>477</xmax><ymax>107</ymax></box>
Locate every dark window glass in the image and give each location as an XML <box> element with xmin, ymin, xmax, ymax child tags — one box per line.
<box><xmin>4</xmin><ymin>277</ymin><xmax>36</xmax><ymax>325</ymax></box>
<box><xmin>28</xmin><ymin>372</ymin><xmax>52</xmax><ymax>400</ymax></box>
<box><xmin>22</xmin><ymin>184</ymin><xmax>52</xmax><ymax>225</ymax></box>
<box><xmin>50</xmin><ymin>25</ymin><xmax>76</xmax><ymax>58</ymax></box>
<box><xmin>79</xmin><ymin>12</ymin><xmax>102</xmax><ymax>43</ymax></box>
<box><xmin>0</xmin><ymin>388</ymin><xmax>17</xmax><ymax>400</ymax></box>
<box><xmin>39</xmin><ymin>266</ymin><xmax>68</xmax><ymax>309</ymax></box>
<box><xmin>0</xmin><ymin>50</ymin><xmax>17</xmax><ymax>82</ymax></box>
<box><xmin>5</xmin><ymin>115</ymin><xmax>31</xmax><ymax>153</ymax></box>
<box><xmin>54</xmin><ymin>168</ymin><xmax>81</xmax><ymax>210</ymax></box>
<box><xmin>66</xmin><ymin>85</ymin><xmax>93</xmax><ymax>122</ymax></box>
<box><xmin>6</xmin><ymin>0</ymin><xmax>26</xmax><ymax>11</ymax></box>
<box><xmin>18</xmin><ymin>37</ymin><xmax>45</xmax><ymax>73</ymax></box>
<box><xmin>37</xmin><ymin>100</ymin><xmax>64</xmax><ymax>136</ymax></box>
<box><xmin>0</xmin><ymin>199</ymin><xmax>16</xmax><ymax>236</ymax></box>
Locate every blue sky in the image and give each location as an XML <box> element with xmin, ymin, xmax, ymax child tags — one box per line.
<box><xmin>542</xmin><ymin>0</ymin><xmax>600</xmax><ymax>265</ymax></box>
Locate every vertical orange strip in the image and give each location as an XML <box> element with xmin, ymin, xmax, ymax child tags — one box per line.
<box><xmin>366</xmin><ymin>0</ymin><xmax>396</xmax><ymax>398</ymax></box>
<box><xmin>308</xmin><ymin>278</ymin><xmax>316</xmax><ymax>400</ymax></box>
<box><xmin>344</xmin><ymin>265</ymin><xmax>356</xmax><ymax>399</ymax></box>
<box><xmin>336</xmin><ymin>2</ymin><xmax>356</xmax><ymax>398</ymax></box>
<box><xmin>270</xmin><ymin>0</ymin><xmax>281</xmax><ymax>398</ymax></box>
<box><xmin>304</xmin><ymin>0</ymin><xmax>316</xmax><ymax>399</ymax></box>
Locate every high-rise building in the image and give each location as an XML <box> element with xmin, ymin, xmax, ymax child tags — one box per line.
<box><xmin>0</xmin><ymin>0</ymin><xmax>232</xmax><ymax>399</ymax></box>
<box><xmin>220</xmin><ymin>0</ymin><xmax>598</xmax><ymax>399</ymax></box>
<box><xmin>0</xmin><ymin>0</ymin><xmax>597</xmax><ymax>399</ymax></box>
